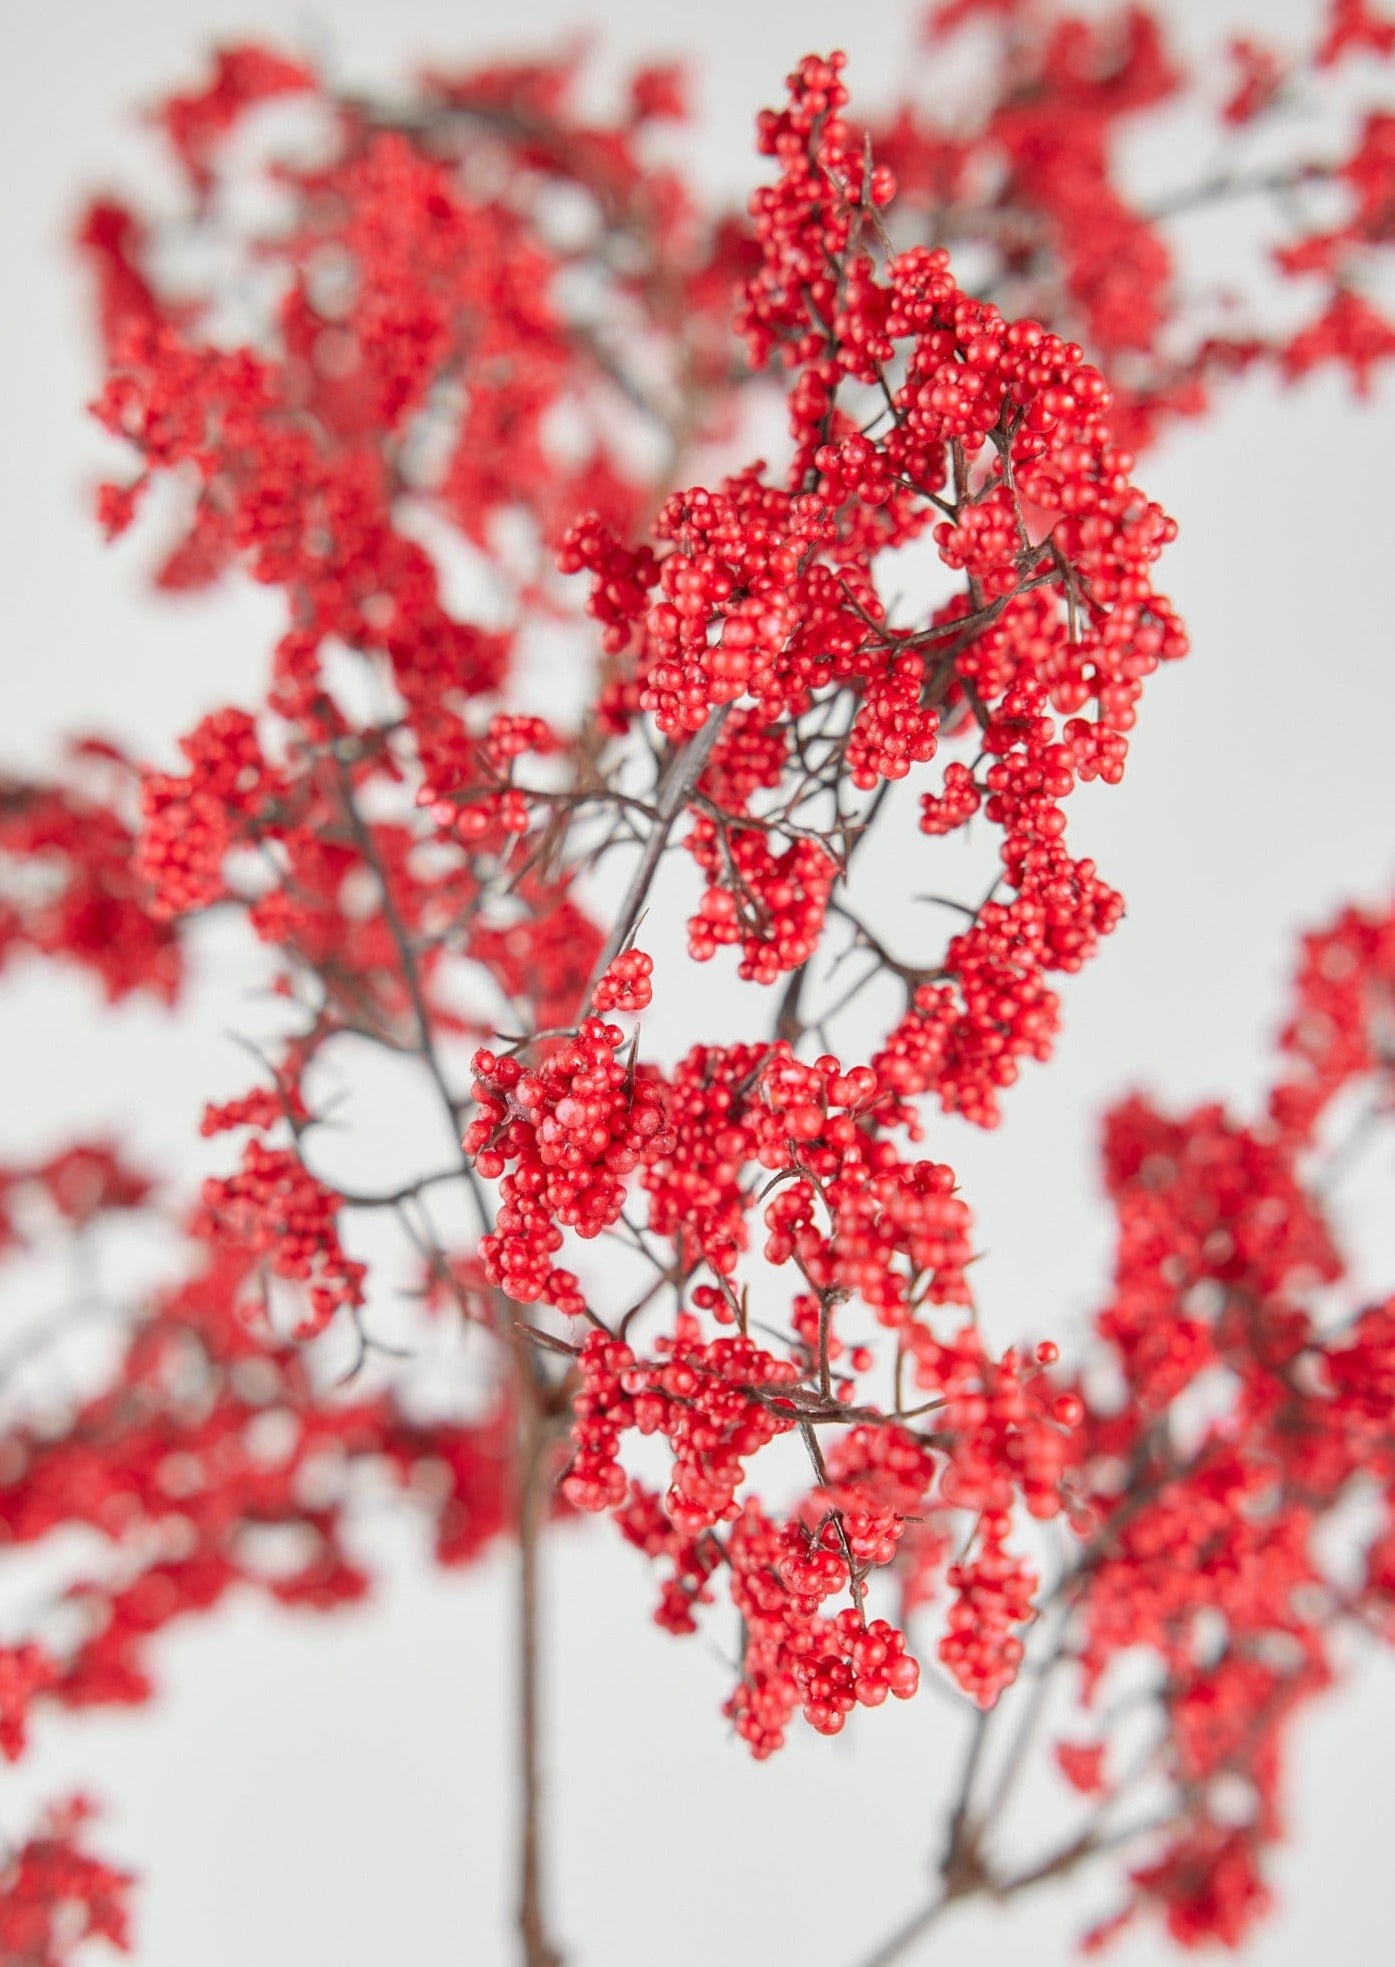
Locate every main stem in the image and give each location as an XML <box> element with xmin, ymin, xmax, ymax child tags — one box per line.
<box><xmin>334</xmin><ymin>758</ymin><xmax>566</xmax><ymax>1965</ymax></box>
<box><xmin>582</xmin><ymin>705</ymin><xmax>730</xmax><ymax>1003</ymax></box>
<box><xmin>515</xmin><ymin>1370</ymin><xmax>562</xmax><ymax>1967</ymax></box>
<box><xmin>856</xmin><ymin>1894</ymin><xmax>952</xmax><ymax>1967</ymax></box>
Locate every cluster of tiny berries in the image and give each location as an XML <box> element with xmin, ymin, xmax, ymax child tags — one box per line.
<box><xmin>5</xmin><ymin>5</ymin><xmax>1395</xmax><ymax>1958</ymax></box>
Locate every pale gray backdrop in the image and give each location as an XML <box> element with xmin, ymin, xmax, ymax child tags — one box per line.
<box><xmin>2</xmin><ymin>1</ymin><xmax>1393</xmax><ymax>1962</ymax></box>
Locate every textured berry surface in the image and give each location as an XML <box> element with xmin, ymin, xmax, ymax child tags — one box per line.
<box><xmin>5</xmin><ymin>5</ymin><xmax>1395</xmax><ymax>1962</ymax></box>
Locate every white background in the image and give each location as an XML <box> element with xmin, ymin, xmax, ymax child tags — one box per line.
<box><xmin>3</xmin><ymin>1</ymin><xmax>1394</xmax><ymax>1962</ymax></box>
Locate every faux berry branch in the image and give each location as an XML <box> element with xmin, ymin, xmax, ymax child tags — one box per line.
<box><xmin>3</xmin><ymin>3</ymin><xmax>1395</xmax><ymax>1962</ymax></box>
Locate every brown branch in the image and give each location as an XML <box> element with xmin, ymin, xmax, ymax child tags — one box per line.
<box><xmin>582</xmin><ymin>705</ymin><xmax>731</xmax><ymax>1003</ymax></box>
<box><xmin>514</xmin><ymin>1349</ymin><xmax>564</xmax><ymax>1967</ymax></box>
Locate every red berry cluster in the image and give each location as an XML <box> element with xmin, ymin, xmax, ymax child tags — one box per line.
<box><xmin>939</xmin><ymin>1511</ymin><xmax>1038</xmax><ymax>1707</ymax></box>
<box><xmin>137</xmin><ymin>707</ymin><xmax>278</xmax><ymax>920</ymax></box>
<box><xmin>724</xmin><ymin>1506</ymin><xmax>920</xmax><ymax>1756</ymax></box>
<box><xmin>0</xmin><ymin>1800</ymin><xmax>132</xmax><ymax>1967</ymax></box>
<box><xmin>0</xmin><ymin>1643</ymin><xmax>61</xmax><ymax>1762</ymax></box>
<box><xmin>686</xmin><ymin>820</ymin><xmax>839</xmax><ymax>981</ymax></box>
<box><xmin>0</xmin><ymin>1227</ymin><xmax>515</xmax><ymax>1801</ymax></box>
<box><xmin>6</xmin><ymin>10</ymin><xmax>1395</xmax><ymax>1960</ymax></box>
<box><xmin>0</xmin><ymin>747</ymin><xmax>181</xmax><ymax>1003</ymax></box>
<box><xmin>846</xmin><ymin>656</ymin><xmax>941</xmax><ymax>790</ymax></box>
<box><xmin>466</xmin><ymin>1021</ymin><xmax>674</xmax><ymax>1311</ymax></box>
<box><xmin>562</xmin><ymin>1324</ymin><xmax>800</xmax><ymax>1528</ymax></box>
<box><xmin>591</xmin><ymin>947</ymin><xmax>653</xmax><ymax>1014</ymax></box>
<box><xmin>201</xmin><ymin>1142</ymin><xmax>366</xmax><ymax>1339</ymax></box>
